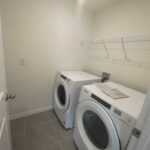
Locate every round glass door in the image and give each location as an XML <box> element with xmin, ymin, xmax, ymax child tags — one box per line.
<box><xmin>57</xmin><ymin>85</ymin><xmax>66</xmax><ymax>105</ymax></box>
<box><xmin>76</xmin><ymin>100</ymin><xmax>120</xmax><ymax>150</ymax></box>
<box><xmin>54</xmin><ymin>79</ymin><xmax>69</xmax><ymax>112</ymax></box>
<box><xmin>83</xmin><ymin>110</ymin><xmax>109</xmax><ymax>149</ymax></box>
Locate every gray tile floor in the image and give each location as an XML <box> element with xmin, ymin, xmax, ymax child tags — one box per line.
<box><xmin>11</xmin><ymin>110</ymin><xmax>77</xmax><ymax>150</ymax></box>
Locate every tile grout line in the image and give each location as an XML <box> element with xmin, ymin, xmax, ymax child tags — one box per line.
<box><xmin>24</xmin><ymin>117</ymin><xmax>27</xmax><ymax>150</ymax></box>
<box><xmin>48</xmin><ymin>111</ymin><xmax>75</xmax><ymax>150</ymax></box>
<box><xmin>11</xmin><ymin>111</ymin><xmax>76</xmax><ymax>150</ymax></box>
<box><xmin>47</xmin><ymin>111</ymin><xmax>65</xmax><ymax>150</ymax></box>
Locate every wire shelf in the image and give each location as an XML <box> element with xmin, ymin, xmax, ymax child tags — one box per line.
<box><xmin>81</xmin><ymin>34</ymin><xmax>150</xmax><ymax>69</ymax></box>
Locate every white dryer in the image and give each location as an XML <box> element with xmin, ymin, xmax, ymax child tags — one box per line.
<box><xmin>53</xmin><ymin>71</ymin><xmax>101</xmax><ymax>129</ymax></box>
<box><xmin>73</xmin><ymin>82</ymin><xmax>145</xmax><ymax>150</ymax></box>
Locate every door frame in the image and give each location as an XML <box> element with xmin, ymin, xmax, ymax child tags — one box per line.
<box><xmin>0</xmin><ymin>13</ymin><xmax>12</xmax><ymax>150</ymax></box>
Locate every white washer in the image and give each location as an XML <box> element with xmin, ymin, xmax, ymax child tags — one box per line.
<box><xmin>53</xmin><ymin>71</ymin><xmax>101</xmax><ymax>129</ymax></box>
<box><xmin>73</xmin><ymin>82</ymin><xmax>145</xmax><ymax>150</ymax></box>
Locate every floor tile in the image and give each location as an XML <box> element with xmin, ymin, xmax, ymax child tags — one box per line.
<box><xmin>26</xmin><ymin>123</ymin><xmax>58</xmax><ymax>150</ymax></box>
<box><xmin>11</xmin><ymin>110</ymin><xmax>76</xmax><ymax>150</ymax></box>
<box><xmin>60</xmin><ymin>136</ymin><xmax>77</xmax><ymax>150</ymax></box>
<box><xmin>25</xmin><ymin>111</ymin><xmax>50</xmax><ymax>129</ymax></box>
<box><xmin>11</xmin><ymin>117</ymin><xmax>25</xmax><ymax>134</ymax></box>
<box><xmin>48</xmin><ymin>110</ymin><xmax>58</xmax><ymax>122</ymax></box>
<box><xmin>51</xmin><ymin>118</ymin><xmax>73</xmax><ymax>140</ymax></box>
<box><xmin>11</xmin><ymin>131</ymin><xmax>26</xmax><ymax>150</ymax></box>
<box><xmin>45</xmin><ymin>142</ymin><xmax>62</xmax><ymax>150</ymax></box>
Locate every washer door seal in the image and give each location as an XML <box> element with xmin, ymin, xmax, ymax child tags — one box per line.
<box><xmin>76</xmin><ymin>100</ymin><xmax>120</xmax><ymax>150</ymax></box>
<box><xmin>54</xmin><ymin>79</ymin><xmax>69</xmax><ymax>112</ymax></box>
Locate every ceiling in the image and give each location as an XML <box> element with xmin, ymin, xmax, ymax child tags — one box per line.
<box><xmin>82</xmin><ymin>0</ymin><xmax>120</xmax><ymax>13</ymax></box>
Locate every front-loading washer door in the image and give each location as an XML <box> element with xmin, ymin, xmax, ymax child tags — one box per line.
<box><xmin>76</xmin><ymin>100</ymin><xmax>120</xmax><ymax>150</ymax></box>
<box><xmin>54</xmin><ymin>79</ymin><xmax>69</xmax><ymax>112</ymax></box>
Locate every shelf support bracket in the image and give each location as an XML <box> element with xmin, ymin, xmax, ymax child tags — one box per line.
<box><xmin>103</xmin><ymin>39</ymin><xmax>110</xmax><ymax>58</ymax></box>
<box><xmin>121</xmin><ymin>37</ymin><xmax>131</xmax><ymax>61</ymax></box>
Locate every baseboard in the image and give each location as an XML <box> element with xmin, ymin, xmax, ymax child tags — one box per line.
<box><xmin>10</xmin><ymin>105</ymin><xmax>53</xmax><ymax>120</ymax></box>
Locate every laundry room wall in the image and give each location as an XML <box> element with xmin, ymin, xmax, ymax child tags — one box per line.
<box><xmin>85</xmin><ymin>0</ymin><xmax>150</xmax><ymax>93</ymax></box>
<box><xmin>0</xmin><ymin>0</ymin><xmax>93</xmax><ymax>118</ymax></box>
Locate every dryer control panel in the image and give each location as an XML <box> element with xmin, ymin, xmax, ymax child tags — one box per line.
<box><xmin>88</xmin><ymin>90</ymin><xmax>136</xmax><ymax>128</ymax></box>
<box><xmin>111</xmin><ymin>107</ymin><xmax>136</xmax><ymax>128</ymax></box>
<box><xmin>89</xmin><ymin>90</ymin><xmax>136</xmax><ymax>128</ymax></box>
<box><xmin>110</xmin><ymin>106</ymin><xmax>136</xmax><ymax>150</ymax></box>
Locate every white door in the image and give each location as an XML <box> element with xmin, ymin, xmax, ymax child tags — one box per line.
<box><xmin>0</xmin><ymin>14</ymin><xmax>12</xmax><ymax>150</ymax></box>
<box><xmin>127</xmin><ymin>89</ymin><xmax>150</xmax><ymax>150</ymax></box>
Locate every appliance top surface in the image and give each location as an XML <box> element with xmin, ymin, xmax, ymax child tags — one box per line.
<box><xmin>83</xmin><ymin>81</ymin><xmax>146</xmax><ymax>119</ymax></box>
<box><xmin>60</xmin><ymin>71</ymin><xmax>101</xmax><ymax>82</ymax></box>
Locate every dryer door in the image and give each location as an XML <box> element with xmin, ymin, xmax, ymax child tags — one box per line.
<box><xmin>54</xmin><ymin>79</ymin><xmax>69</xmax><ymax>112</ymax></box>
<box><xmin>76</xmin><ymin>100</ymin><xmax>120</xmax><ymax>150</ymax></box>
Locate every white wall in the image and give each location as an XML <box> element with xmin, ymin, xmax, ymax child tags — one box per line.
<box><xmin>0</xmin><ymin>0</ymin><xmax>93</xmax><ymax>116</ymax></box>
<box><xmin>85</xmin><ymin>0</ymin><xmax>150</xmax><ymax>93</ymax></box>
<box><xmin>2</xmin><ymin>0</ymin><xmax>150</xmax><ymax>116</ymax></box>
